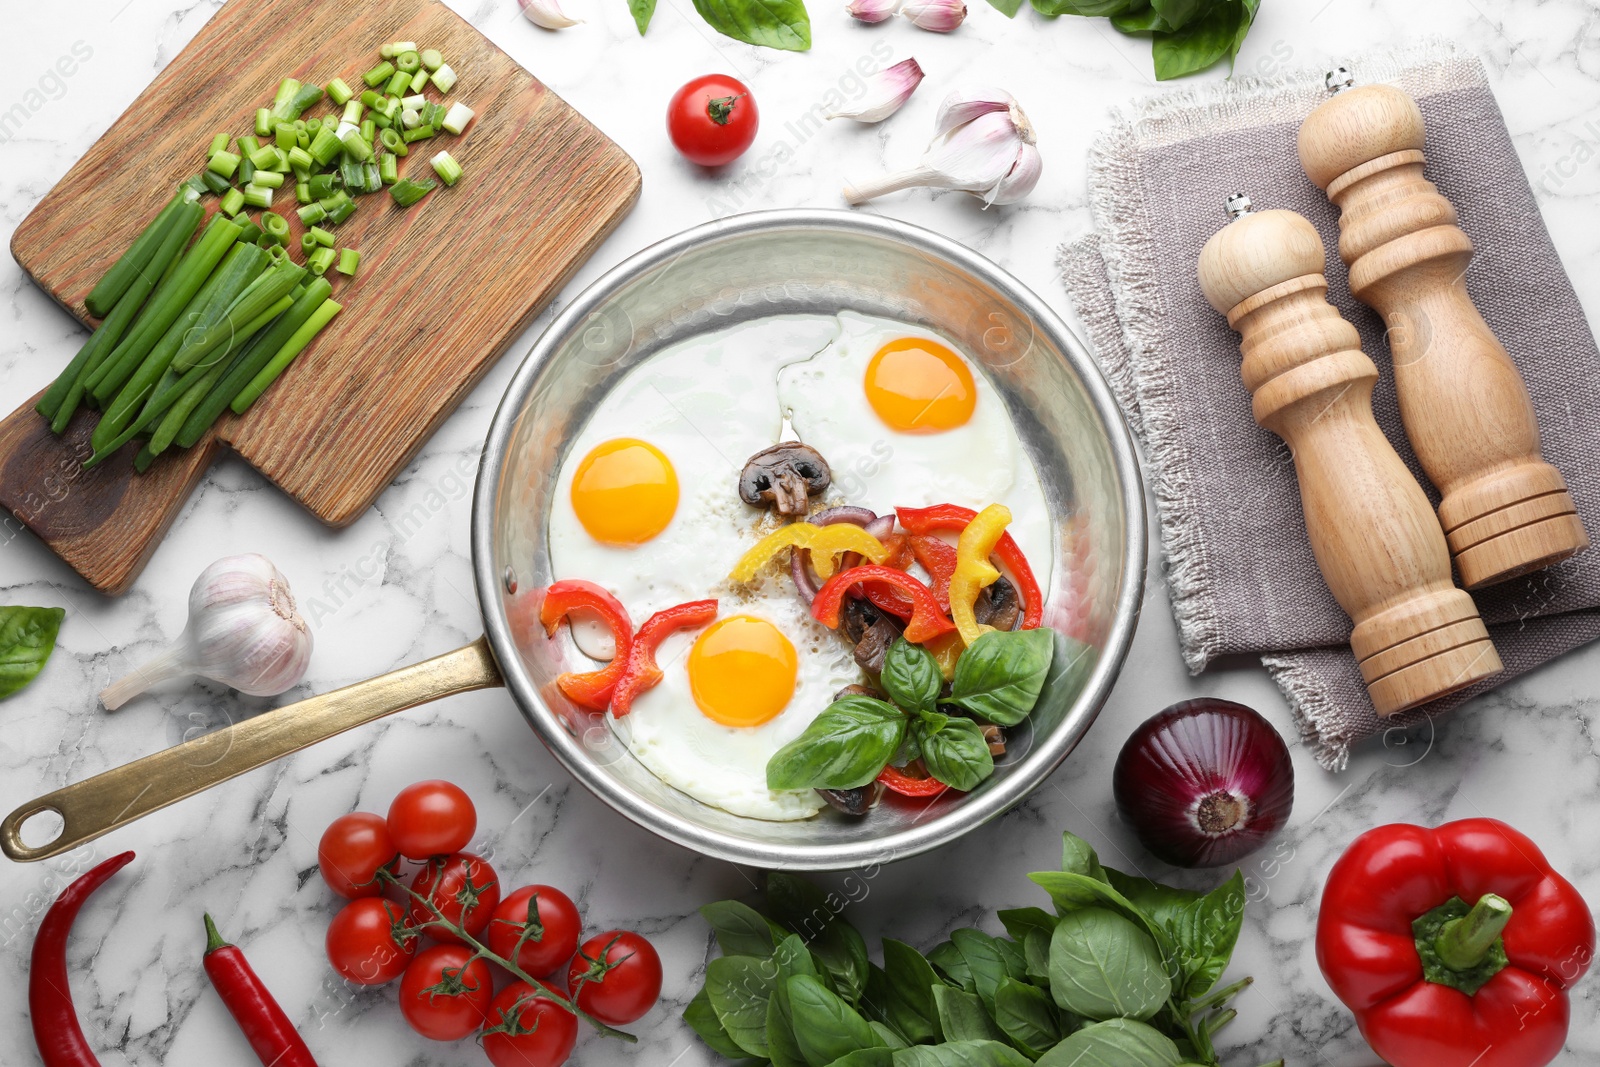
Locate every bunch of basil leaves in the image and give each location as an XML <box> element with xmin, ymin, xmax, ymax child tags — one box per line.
<box><xmin>0</xmin><ymin>606</ymin><xmax>65</xmax><ymax>700</ymax></box>
<box><xmin>687</xmin><ymin>833</ymin><xmax>1283</xmax><ymax>1067</ymax></box>
<box><xmin>766</xmin><ymin>630</ymin><xmax>1057</xmax><ymax>794</ymax></box>
<box><xmin>1023</xmin><ymin>0</ymin><xmax>1261</xmax><ymax>80</ymax></box>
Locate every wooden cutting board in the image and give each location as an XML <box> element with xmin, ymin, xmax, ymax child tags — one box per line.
<box><xmin>1</xmin><ymin>0</ymin><xmax>639</xmax><ymax>594</ymax></box>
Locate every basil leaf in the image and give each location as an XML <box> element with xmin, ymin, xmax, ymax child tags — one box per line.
<box><xmin>986</xmin><ymin>0</ymin><xmax>1025</xmax><ymax>15</ymax></box>
<box><xmin>948</xmin><ymin>629</ymin><xmax>1054</xmax><ymax>726</ymax></box>
<box><xmin>788</xmin><ymin>974</ymin><xmax>883</xmax><ymax>1066</ymax></box>
<box><xmin>1047</xmin><ymin>908</ymin><xmax>1170</xmax><ymax>1022</ymax></box>
<box><xmin>1110</xmin><ymin>8</ymin><xmax>1169</xmax><ymax>31</ymax></box>
<box><xmin>1233</xmin><ymin>0</ymin><xmax>1260</xmax><ymax>58</ymax></box>
<box><xmin>993</xmin><ymin>977</ymin><xmax>1062</xmax><ymax>1056</ymax></box>
<box><xmin>627</xmin><ymin>0</ymin><xmax>657</xmax><ymax>33</ymax></box>
<box><xmin>951</xmin><ymin>928</ymin><xmax>1025</xmax><ymax>1010</ymax></box>
<box><xmin>0</xmin><ymin>606</ymin><xmax>64</xmax><ymax>699</ymax></box>
<box><xmin>892</xmin><ymin>1040</ymin><xmax>1034</xmax><ymax>1067</ymax></box>
<box><xmin>919</xmin><ymin>714</ymin><xmax>994</xmax><ymax>792</ymax></box>
<box><xmin>767</xmin><ymin>696</ymin><xmax>906</xmax><ymax>791</ymax></box>
<box><xmin>878</xmin><ymin>939</ymin><xmax>944</xmax><ymax>1044</ymax></box>
<box><xmin>1149</xmin><ymin>0</ymin><xmax>1202</xmax><ymax>29</ymax></box>
<box><xmin>766</xmin><ymin>873</ymin><xmax>871</xmax><ymax>1004</ymax></box>
<box><xmin>769</xmin><ymin>935</ymin><xmax>822</xmax><ymax>1067</ymax></box>
<box><xmin>881</xmin><ymin>638</ymin><xmax>942</xmax><ymax>715</ymax></box>
<box><xmin>692</xmin><ymin>0</ymin><xmax>812</xmax><ymax>51</ymax></box>
<box><xmin>1030</xmin><ymin>0</ymin><xmax>1139</xmax><ymax>15</ymax></box>
<box><xmin>1151</xmin><ymin>0</ymin><xmax>1239</xmax><ymax>80</ymax></box>
<box><xmin>707</xmin><ymin>954</ymin><xmax>779</xmax><ymax>1057</ymax></box>
<box><xmin>869</xmin><ymin>1022</ymin><xmax>909</xmax><ymax>1050</ymax></box>
<box><xmin>1101</xmin><ymin>868</ymin><xmax>1200</xmax><ymax>932</ymax></box>
<box><xmin>997</xmin><ymin>907</ymin><xmax>1056</xmax><ymax>945</ymax></box>
<box><xmin>932</xmin><ymin>985</ymin><xmax>1007</xmax><ymax>1043</ymax></box>
<box><xmin>685</xmin><ymin>986</ymin><xmax>748</xmax><ymax>1059</ymax></box>
<box><xmin>701</xmin><ymin>899</ymin><xmax>789</xmax><ymax>958</ymax></box>
<box><xmin>1023</xmin><ymin>927</ymin><xmax>1052</xmax><ymax>984</ymax></box>
<box><xmin>1168</xmin><ymin>870</ymin><xmax>1246</xmax><ymax>998</ymax></box>
<box><xmin>928</xmin><ymin>940</ymin><xmax>975</xmax><ymax>991</ymax></box>
<box><xmin>1035</xmin><ymin>1018</ymin><xmax>1182</xmax><ymax>1066</ymax></box>
<box><xmin>1060</xmin><ymin>832</ymin><xmax>1107</xmax><ymax>881</ymax></box>
<box><xmin>831</xmin><ymin>1050</ymin><xmax>896</xmax><ymax>1067</ymax></box>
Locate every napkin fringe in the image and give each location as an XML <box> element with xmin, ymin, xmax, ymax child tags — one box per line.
<box><xmin>1261</xmin><ymin>651</ymin><xmax>1352</xmax><ymax>771</ymax></box>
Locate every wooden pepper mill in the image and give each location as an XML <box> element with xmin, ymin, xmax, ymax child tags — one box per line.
<box><xmin>1198</xmin><ymin>198</ymin><xmax>1501</xmax><ymax>715</ymax></box>
<box><xmin>1297</xmin><ymin>68</ymin><xmax>1588</xmax><ymax>589</ymax></box>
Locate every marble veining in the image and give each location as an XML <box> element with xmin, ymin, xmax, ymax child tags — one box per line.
<box><xmin>3</xmin><ymin>0</ymin><xmax>1600</xmax><ymax>1064</ymax></box>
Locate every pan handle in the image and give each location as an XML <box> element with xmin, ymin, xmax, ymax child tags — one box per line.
<box><xmin>2</xmin><ymin>638</ymin><xmax>504</xmax><ymax>863</ymax></box>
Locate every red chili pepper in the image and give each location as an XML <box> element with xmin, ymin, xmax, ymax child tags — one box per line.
<box><xmin>812</xmin><ymin>565</ymin><xmax>955</xmax><ymax>643</ymax></box>
<box><xmin>202</xmin><ymin>914</ymin><xmax>319</xmax><ymax>1067</ymax></box>
<box><xmin>1317</xmin><ymin>818</ymin><xmax>1595</xmax><ymax>1067</ymax></box>
<box><xmin>30</xmin><ymin>851</ymin><xmax>135</xmax><ymax>1067</ymax></box>
<box><xmin>895</xmin><ymin>504</ymin><xmax>1043</xmax><ymax>629</ymax></box>
<box><xmin>877</xmin><ymin>764</ymin><xmax>950</xmax><ymax>798</ymax></box>
<box><xmin>610</xmin><ymin>599</ymin><xmax>719</xmax><ymax>718</ymax></box>
<box><xmin>539</xmin><ymin>580</ymin><xmax>635</xmax><ymax>710</ymax></box>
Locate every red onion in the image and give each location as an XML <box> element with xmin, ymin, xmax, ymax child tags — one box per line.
<box><xmin>790</xmin><ymin>507</ymin><xmax>888</xmax><ymax>603</ymax></box>
<box><xmin>1112</xmin><ymin>699</ymin><xmax>1294</xmax><ymax>868</ymax></box>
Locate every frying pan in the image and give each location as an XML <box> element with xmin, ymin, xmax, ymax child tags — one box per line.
<box><xmin>2</xmin><ymin>210</ymin><xmax>1146</xmax><ymax>869</ymax></box>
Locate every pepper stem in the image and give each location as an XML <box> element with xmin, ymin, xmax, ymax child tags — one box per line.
<box><xmin>1435</xmin><ymin>893</ymin><xmax>1512</xmax><ymax>971</ymax></box>
<box><xmin>203</xmin><ymin>912</ymin><xmax>229</xmax><ymax>954</ymax></box>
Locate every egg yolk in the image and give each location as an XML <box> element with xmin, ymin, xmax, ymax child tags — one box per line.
<box><xmin>687</xmin><ymin>615</ymin><xmax>798</xmax><ymax>728</ymax></box>
<box><xmin>863</xmin><ymin>337</ymin><xmax>977</xmax><ymax>433</ymax></box>
<box><xmin>569</xmin><ymin>438</ymin><xmax>679</xmax><ymax>546</ymax></box>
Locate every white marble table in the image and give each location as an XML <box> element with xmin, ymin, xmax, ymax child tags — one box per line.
<box><xmin>3</xmin><ymin>1</ymin><xmax>1598</xmax><ymax>1064</ymax></box>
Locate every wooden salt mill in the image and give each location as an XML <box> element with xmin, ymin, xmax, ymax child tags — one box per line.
<box><xmin>1298</xmin><ymin>68</ymin><xmax>1588</xmax><ymax>589</ymax></box>
<box><xmin>1198</xmin><ymin>197</ymin><xmax>1501</xmax><ymax>715</ymax></box>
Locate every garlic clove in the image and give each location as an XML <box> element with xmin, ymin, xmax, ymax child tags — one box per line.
<box><xmin>847</xmin><ymin>0</ymin><xmax>901</xmax><ymax>22</ymax></box>
<box><xmin>985</xmin><ymin>141</ymin><xmax>1042</xmax><ymax>206</ymax></box>
<box><xmin>931</xmin><ymin>87</ymin><xmax>1015</xmax><ymax>139</ymax></box>
<box><xmin>826</xmin><ymin>58</ymin><xmax>925</xmax><ymax>123</ymax></box>
<box><xmin>900</xmin><ymin>0</ymin><xmax>966</xmax><ymax>32</ymax></box>
<box><xmin>518</xmin><ymin>0</ymin><xmax>583</xmax><ymax>29</ymax></box>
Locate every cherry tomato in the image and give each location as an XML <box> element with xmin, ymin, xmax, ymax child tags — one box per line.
<box><xmin>326</xmin><ymin>897</ymin><xmax>418</xmax><ymax>985</ymax></box>
<box><xmin>667</xmin><ymin>74</ymin><xmax>758</xmax><ymax>167</ymax></box>
<box><xmin>486</xmin><ymin>886</ymin><xmax>582</xmax><ymax>978</ymax></box>
<box><xmin>318</xmin><ymin>812</ymin><xmax>400</xmax><ymax>898</ymax></box>
<box><xmin>399</xmin><ymin>944</ymin><xmax>495</xmax><ymax>1041</ymax></box>
<box><xmin>387</xmin><ymin>780</ymin><xmax>477</xmax><ymax>859</ymax></box>
<box><xmin>481</xmin><ymin>981</ymin><xmax>579</xmax><ymax>1067</ymax></box>
<box><xmin>410</xmin><ymin>852</ymin><xmax>500</xmax><ymax>945</ymax></box>
<box><xmin>567</xmin><ymin>930</ymin><xmax>662</xmax><ymax>1025</ymax></box>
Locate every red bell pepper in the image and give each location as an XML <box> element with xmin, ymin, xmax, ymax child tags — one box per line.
<box><xmin>610</xmin><ymin>599</ymin><xmax>718</xmax><ymax>718</ymax></box>
<box><xmin>896</xmin><ymin>504</ymin><xmax>1043</xmax><ymax>629</ymax></box>
<box><xmin>811</xmin><ymin>565</ymin><xmax>956</xmax><ymax>644</ymax></box>
<box><xmin>1317</xmin><ymin>818</ymin><xmax>1595</xmax><ymax>1067</ymax></box>
<box><xmin>538</xmin><ymin>580</ymin><xmax>634</xmax><ymax>711</ymax></box>
<box><xmin>877</xmin><ymin>763</ymin><xmax>950</xmax><ymax>798</ymax></box>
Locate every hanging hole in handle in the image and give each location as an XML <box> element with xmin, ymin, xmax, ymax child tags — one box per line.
<box><xmin>17</xmin><ymin>805</ymin><xmax>65</xmax><ymax>849</ymax></box>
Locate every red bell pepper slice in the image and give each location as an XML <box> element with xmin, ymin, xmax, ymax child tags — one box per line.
<box><xmin>877</xmin><ymin>764</ymin><xmax>950</xmax><ymax>798</ymax></box>
<box><xmin>812</xmin><ymin>565</ymin><xmax>955</xmax><ymax>644</ymax></box>
<box><xmin>896</xmin><ymin>504</ymin><xmax>1043</xmax><ymax>629</ymax></box>
<box><xmin>1316</xmin><ymin>818</ymin><xmax>1595</xmax><ymax>1067</ymax></box>
<box><xmin>858</xmin><ymin>533</ymin><xmax>919</xmax><ymax>618</ymax></box>
<box><xmin>610</xmin><ymin>599</ymin><xmax>719</xmax><ymax>718</ymax></box>
<box><xmin>538</xmin><ymin>580</ymin><xmax>634</xmax><ymax>711</ymax></box>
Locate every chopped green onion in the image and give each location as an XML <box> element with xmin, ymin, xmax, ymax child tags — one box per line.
<box><xmin>286</xmin><ymin>145</ymin><xmax>314</xmax><ymax>172</ymax></box>
<box><xmin>239</xmin><ymin>157</ymin><xmax>257</xmax><ymax>185</ymax></box>
<box><xmin>360</xmin><ymin>89</ymin><xmax>384</xmax><ymax>110</ymax></box>
<box><xmin>401</xmin><ymin>124</ymin><xmax>436</xmax><ymax>144</ymax></box>
<box><xmin>297</xmin><ymin>202</ymin><xmax>327</xmax><ymax>225</ymax></box>
<box><xmin>242</xmin><ymin>184</ymin><xmax>274</xmax><ymax>209</ymax></box>
<box><xmin>309</xmin><ymin>226</ymin><xmax>336</xmax><ymax>247</ymax></box>
<box><xmin>391</xmin><ymin>40</ymin><xmax>418</xmax><ymax>52</ymax></box>
<box><xmin>232</xmin><ymin>217</ymin><xmax>263</xmax><ymax>245</ymax></box>
<box><xmin>255</xmin><ymin>108</ymin><xmax>273</xmax><ymax>137</ymax></box>
<box><xmin>306</xmin><ymin>246</ymin><xmax>337</xmax><ymax>276</ymax></box>
<box><xmin>396</xmin><ymin>50</ymin><xmax>421</xmax><ymax>74</ymax></box>
<box><xmin>208</xmin><ymin>150</ymin><xmax>240</xmax><ymax>179</ymax></box>
<box><xmin>325</xmin><ymin>196</ymin><xmax>356</xmax><ymax>225</ymax></box>
<box><xmin>430</xmin><ymin>151</ymin><xmax>463</xmax><ymax>187</ymax></box>
<box><xmin>220</xmin><ymin>187</ymin><xmax>246</xmax><ymax>215</ymax></box>
<box><xmin>270</xmin><ymin>78</ymin><xmax>302</xmax><ymax>118</ymax></box>
<box><xmin>307</xmin><ymin>173</ymin><xmax>339</xmax><ymax>199</ymax></box>
<box><xmin>238</xmin><ymin>135</ymin><xmax>261</xmax><ymax>157</ymax></box>
<box><xmin>274</xmin><ymin>122</ymin><xmax>298</xmax><ymax>150</ymax></box>
<box><xmin>208</xmin><ymin>132</ymin><xmax>231</xmax><ymax>157</ymax></box>
<box><xmin>401</xmin><ymin>107</ymin><xmax>421</xmax><ymax>130</ymax></box>
<box><xmin>261</xmin><ymin>212</ymin><xmax>290</xmax><ymax>244</ymax></box>
<box><xmin>441</xmin><ymin>102</ymin><xmax>474</xmax><ymax>135</ymax></box>
<box><xmin>342</xmin><ymin>98</ymin><xmax>364</xmax><ymax>125</ymax></box>
<box><xmin>379</xmin><ymin>154</ymin><xmax>399</xmax><ymax>185</ymax></box>
<box><xmin>273</xmin><ymin>81</ymin><xmax>324</xmax><ymax>122</ymax></box>
<box><xmin>386</xmin><ymin>68</ymin><xmax>412</xmax><ymax>97</ymax></box>
<box><xmin>420</xmin><ymin>48</ymin><xmax>443</xmax><ymax>72</ymax></box>
<box><xmin>337</xmin><ymin>248</ymin><xmax>361</xmax><ymax>276</ymax></box>
<box><xmin>409</xmin><ymin>68</ymin><xmax>430</xmax><ymax>93</ymax></box>
<box><xmin>326</xmin><ymin>77</ymin><xmax>354</xmax><ymax>106</ymax></box>
<box><xmin>380</xmin><ymin>42</ymin><xmax>397</xmax><ymax>59</ymax></box>
<box><xmin>305</xmin><ymin>117</ymin><xmax>322</xmax><ymax>135</ymax></box>
<box><xmin>301</xmin><ymin>233</ymin><xmax>320</xmax><ymax>255</ymax></box>
<box><xmin>232</xmin><ymin>297</ymin><xmax>342</xmax><ymax>414</ymax></box>
<box><xmin>431</xmin><ymin>63</ymin><xmax>458</xmax><ymax>94</ymax></box>
<box><xmin>363</xmin><ymin>61</ymin><xmax>395</xmax><ymax>88</ymax></box>
<box><xmin>401</xmin><ymin>93</ymin><xmax>428</xmax><ymax>110</ymax></box>
<box><xmin>201</xmin><ymin>170</ymin><xmax>232</xmax><ymax>195</ymax></box>
<box><xmin>380</xmin><ymin>128</ymin><xmax>407</xmax><ymax>156</ymax></box>
<box><xmin>295</xmin><ymin>182</ymin><xmax>312</xmax><ymax>205</ymax></box>
<box><xmin>251</xmin><ymin>170</ymin><xmax>285</xmax><ymax>189</ymax></box>
<box><xmin>247</xmin><ymin>144</ymin><xmax>280</xmax><ymax>170</ymax></box>
<box><xmin>180</xmin><ymin>175</ymin><xmax>209</xmax><ymax>198</ymax></box>
<box><xmin>337</xmin><ymin>123</ymin><xmax>372</xmax><ymax>162</ymax></box>
<box><xmin>364</xmin><ymin>161</ymin><xmax>381</xmax><ymax>191</ymax></box>
<box><xmin>308</xmin><ymin>126</ymin><xmax>343</xmax><ymax>166</ymax></box>
<box><xmin>360</xmin><ymin>117</ymin><xmax>376</xmax><ymax>144</ymax></box>
<box><xmin>390</xmin><ymin>175</ymin><xmax>437</xmax><ymax>207</ymax></box>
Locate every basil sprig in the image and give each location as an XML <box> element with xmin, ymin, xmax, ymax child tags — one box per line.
<box><xmin>765</xmin><ymin>629</ymin><xmax>1056</xmax><ymax>794</ymax></box>
<box><xmin>0</xmin><ymin>606</ymin><xmax>66</xmax><ymax>700</ymax></box>
<box><xmin>686</xmin><ymin>835</ymin><xmax>1269</xmax><ymax>1066</ymax></box>
<box><xmin>1020</xmin><ymin>0</ymin><xmax>1259</xmax><ymax>80</ymax></box>
<box><xmin>629</xmin><ymin>0</ymin><xmax>812</xmax><ymax>52</ymax></box>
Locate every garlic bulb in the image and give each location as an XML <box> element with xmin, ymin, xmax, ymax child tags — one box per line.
<box><xmin>100</xmin><ymin>554</ymin><xmax>313</xmax><ymax>710</ymax></box>
<box><xmin>518</xmin><ymin>0</ymin><xmax>582</xmax><ymax>29</ymax></box>
<box><xmin>843</xmin><ymin>88</ymin><xmax>1041</xmax><ymax>207</ymax></box>
<box><xmin>826</xmin><ymin>59</ymin><xmax>925</xmax><ymax>123</ymax></box>
<box><xmin>900</xmin><ymin>0</ymin><xmax>966</xmax><ymax>32</ymax></box>
<box><xmin>847</xmin><ymin>0</ymin><xmax>900</xmax><ymax>22</ymax></box>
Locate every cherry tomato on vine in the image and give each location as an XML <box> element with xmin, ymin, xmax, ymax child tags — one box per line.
<box><xmin>387</xmin><ymin>780</ymin><xmax>477</xmax><ymax>859</ymax></box>
<box><xmin>481</xmin><ymin>981</ymin><xmax>579</xmax><ymax>1067</ymax></box>
<box><xmin>326</xmin><ymin>896</ymin><xmax>418</xmax><ymax>985</ymax></box>
<box><xmin>487</xmin><ymin>885</ymin><xmax>583</xmax><ymax>978</ymax></box>
<box><xmin>410</xmin><ymin>851</ymin><xmax>500</xmax><ymax>944</ymax></box>
<box><xmin>319</xmin><ymin>811</ymin><xmax>400</xmax><ymax>898</ymax></box>
<box><xmin>667</xmin><ymin>74</ymin><xmax>759</xmax><ymax>167</ymax></box>
<box><xmin>399</xmin><ymin>944</ymin><xmax>495</xmax><ymax>1041</ymax></box>
<box><xmin>567</xmin><ymin>930</ymin><xmax>662</xmax><ymax>1025</ymax></box>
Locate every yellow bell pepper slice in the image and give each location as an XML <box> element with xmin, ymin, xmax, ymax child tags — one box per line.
<box><xmin>949</xmin><ymin>503</ymin><xmax>1011</xmax><ymax>645</ymax></box>
<box><xmin>729</xmin><ymin>522</ymin><xmax>891</xmax><ymax>583</ymax></box>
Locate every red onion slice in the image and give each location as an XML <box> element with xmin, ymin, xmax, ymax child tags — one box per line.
<box><xmin>791</xmin><ymin>507</ymin><xmax>882</xmax><ymax>604</ymax></box>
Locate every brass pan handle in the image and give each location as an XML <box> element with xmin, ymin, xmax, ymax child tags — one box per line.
<box><xmin>2</xmin><ymin>638</ymin><xmax>504</xmax><ymax>863</ymax></box>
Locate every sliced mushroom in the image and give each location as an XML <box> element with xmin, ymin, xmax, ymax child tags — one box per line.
<box><xmin>739</xmin><ymin>443</ymin><xmax>832</xmax><ymax>517</ymax></box>
<box><xmin>817</xmin><ymin>783</ymin><xmax>881</xmax><ymax>816</ymax></box>
<box><xmin>974</xmin><ymin>575</ymin><xmax>1022</xmax><ymax>633</ymax></box>
<box><xmin>980</xmin><ymin>723</ymin><xmax>1007</xmax><ymax>756</ymax></box>
<box><xmin>840</xmin><ymin>597</ymin><xmax>904</xmax><ymax>675</ymax></box>
<box><xmin>834</xmin><ymin>683</ymin><xmax>883</xmax><ymax>701</ymax></box>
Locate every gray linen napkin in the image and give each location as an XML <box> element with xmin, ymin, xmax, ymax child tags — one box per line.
<box><xmin>1058</xmin><ymin>42</ymin><xmax>1600</xmax><ymax>770</ymax></box>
